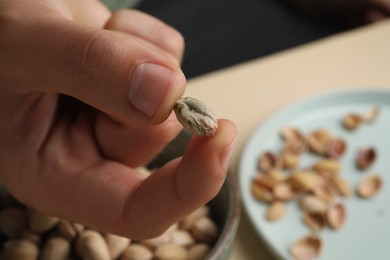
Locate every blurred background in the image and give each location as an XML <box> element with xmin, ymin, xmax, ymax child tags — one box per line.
<box><xmin>135</xmin><ymin>0</ymin><xmax>348</xmax><ymax>78</ymax></box>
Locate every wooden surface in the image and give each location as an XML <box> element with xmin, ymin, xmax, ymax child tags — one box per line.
<box><xmin>184</xmin><ymin>20</ymin><xmax>390</xmax><ymax>259</ymax></box>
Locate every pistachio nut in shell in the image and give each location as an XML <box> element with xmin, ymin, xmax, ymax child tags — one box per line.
<box><xmin>357</xmin><ymin>174</ymin><xmax>382</xmax><ymax>198</ymax></box>
<box><xmin>173</xmin><ymin>97</ymin><xmax>218</xmax><ymax>137</ymax></box>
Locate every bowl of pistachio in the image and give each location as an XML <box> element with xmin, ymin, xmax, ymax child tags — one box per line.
<box><xmin>0</xmin><ymin>130</ymin><xmax>240</xmax><ymax>260</ymax></box>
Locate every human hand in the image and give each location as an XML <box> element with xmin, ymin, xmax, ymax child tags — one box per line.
<box><xmin>0</xmin><ymin>0</ymin><xmax>237</xmax><ymax>240</ymax></box>
<box><xmin>291</xmin><ymin>0</ymin><xmax>390</xmax><ymax>25</ymax></box>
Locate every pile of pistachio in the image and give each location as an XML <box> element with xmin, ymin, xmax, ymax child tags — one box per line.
<box><xmin>250</xmin><ymin>107</ymin><xmax>382</xmax><ymax>260</ymax></box>
<box><xmin>0</xmin><ymin>190</ymin><xmax>219</xmax><ymax>260</ymax></box>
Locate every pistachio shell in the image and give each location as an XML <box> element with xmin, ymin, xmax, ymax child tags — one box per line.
<box><xmin>356</xmin><ymin>147</ymin><xmax>376</xmax><ymax>169</ymax></box>
<box><xmin>258</xmin><ymin>151</ymin><xmax>282</xmax><ymax>171</ymax></box>
<box><xmin>281</xmin><ymin>152</ymin><xmax>300</xmax><ymax>169</ymax></box>
<box><xmin>251</xmin><ymin>181</ymin><xmax>273</xmax><ymax>202</ymax></box>
<box><xmin>332</xmin><ymin>176</ymin><xmax>352</xmax><ymax>197</ymax></box>
<box><xmin>272</xmin><ymin>182</ymin><xmax>295</xmax><ymax>201</ymax></box>
<box><xmin>362</xmin><ymin>106</ymin><xmax>380</xmax><ymax>123</ymax></box>
<box><xmin>289</xmin><ymin>171</ymin><xmax>323</xmax><ymax>191</ymax></box>
<box><xmin>312</xmin><ymin>159</ymin><xmax>341</xmax><ymax>175</ymax></box>
<box><xmin>300</xmin><ymin>195</ymin><xmax>328</xmax><ymax>213</ymax></box>
<box><xmin>280</xmin><ymin>127</ymin><xmax>306</xmax><ymax>154</ymax></box>
<box><xmin>326</xmin><ymin>203</ymin><xmax>346</xmax><ymax>230</ymax></box>
<box><xmin>357</xmin><ymin>174</ymin><xmax>382</xmax><ymax>198</ymax></box>
<box><xmin>290</xmin><ymin>235</ymin><xmax>322</xmax><ymax>260</ymax></box>
<box><xmin>342</xmin><ymin>113</ymin><xmax>362</xmax><ymax>130</ymax></box>
<box><xmin>303</xmin><ymin>212</ymin><xmax>326</xmax><ymax>231</ymax></box>
<box><xmin>326</xmin><ymin>138</ymin><xmax>347</xmax><ymax>158</ymax></box>
<box><xmin>265</xmin><ymin>201</ymin><xmax>286</xmax><ymax>222</ymax></box>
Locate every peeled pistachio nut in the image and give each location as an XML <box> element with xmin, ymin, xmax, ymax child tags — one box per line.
<box><xmin>27</xmin><ymin>208</ymin><xmax>59</xmax><ymax>234</ymax></box>
<box><xmin>57</xmin><ymin>220</ymin><xmax>84</xmax><ymax>241</ymax></box>
<box><xmin>76</xmin><ymin>230</ymin><xmax>110</xmax><ymax>260</ymax></box>
<box><xmin>191</xmin><ymin>216</ymin><xmax>219</xmax><ymax>243</ymax></box>
<box><xmin>357</xmin><ymin>174</ymin><xmax>382</xmax><ymax>198</ymax></box>
<box><xmin>0</xmin><ymin>239</ymin><xmax>39</xmax><ymax>260</ymax></box>
<box><xmin>0</xmin><ymin>207</ymin><xmax>28</xmax><ymax>238</ymax></box>
<box><xmin>170</xmin><ymin>230</ymin><xmax>195</xmax><ymax>247</ymax></box>
<box><xmin>139</xmin><ymin>232</ymin><xmax>171</xmax><ymax>250</ymax></box>
<box><xmin>173</xmin><ymin>97</ymin><xmax>218</xmax><ymax>137</ymax></box>
<box><xmin>40</xmin><ymin>237</ymin><xmax>70</xmax><ymax>260</ymax></box>
<box><xmin>356</xmin><ymin>147</ymin><xmax>377</xmax><ymax>169</ymax></box>
<box><xmin>179</xmin><ymin>206</ymin><xmax>209</xmax><ymax>231</ymax></box>
<box><xmin>188</xmin><ymin>243</ymin><xmax>211</xmax><ymax>260</ymax></box>
<box><xmin>265</xmin><ymin>201</ymin><xmax>286</xmax><ymax>222</ymax></box>
<box><xmin>290</xmin><ymin>235</ymin><xmax>322</xmax><ymax>260</ymax></box>
<box><xmin>154</xmin><ymin>243</ymin><xmax>188</xmax><ymax>260</ymax></box>
<box><xmin>120</xmin><ymin>244</ymin><xmax>153</xmax><ymax>260</ymax></box>
<box><xmin>326</xmin><ymin>203</ymin><xmax>346</xmax><ymax>230</ymax></box>
<box><xmin>104</xmin><ymin>233</ymin><xmax>130</xmax><ymax>259</ymax></box>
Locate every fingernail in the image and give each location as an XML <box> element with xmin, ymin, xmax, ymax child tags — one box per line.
<box><xmin>220</xmin><ymin>135</ymin><xmax>237</xmax><ymax>169</ymax></box>
<box><xmin>128</xmin><ymin>63</ymin><xmax>173</xmax><ymax>117</ymax></box>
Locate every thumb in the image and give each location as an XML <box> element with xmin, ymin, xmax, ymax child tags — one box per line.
<box><xmin>2</xmin><ymin>14</ymin><xmax>186</xmax><ymax>124</ymax></box>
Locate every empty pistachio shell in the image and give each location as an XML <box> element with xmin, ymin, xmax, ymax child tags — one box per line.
<box><xmin>290</xmin><ymin>235</ymin><xmax>322</xmax><ymax>260</ymax></box>
<box><xmin>356</xmin><ymin>147</ymin><xmax>377</xmax><ymax>169</ymax></box>
<box><xmin>40</xmin><ymin>237</ymin><xmax>70</xmax><ymax>260</ymax></box>
<box><xmin>357</xmin><ymin>174</ymin><xmax>382</xmax><ymax>198</ymax></box>
<box><xmin>154</xmin><ymin>243</ymin><xmax>188</xmax><ymax>260</ymax></box>
<box><xmin>289</xmin><ymin>171</ymin><xmax>323</xmax><ymax>191</ymax></box>
<box><xmin>303</xmin><ymin>212</ymin><xmax>326</xmax><ymax>231</ymax></box>
<box><xmin>280</xmin><ymin>127</ymin><xmax>306</xmax><ymax>154</ymax></box>
<box><xmin>272</xmin><ymin>182</ymin><xmax>295</xmax><ymax>201</ymax></box>
<box><xmin>0</xmin><ymin>207</ymin><xmax>28</xmax><ymax>238</ymax></box>
<box><xmin>326</xmin><ymin>203</ymin><xmax>346</xmax><ymax>230</ymax></box>
<box><xmin>312</xmin><ymin>159</ymin><xmax>341</xmax><ymax>175</ymax></box>
<box><xmin>300</xmin><ymin>195</ymin><xmax>328</xmax><ymax>214</ymax></box>
<box><xmin>362</xmin><ymin>106</ymin><xmax>380</xmax><ymax>123</ymax></box>
<box><xmin>265</xmin><ymin>201</ymin><xmax>286</xmax><ymax>222</ymax></box>
<box><xmin>326</xmin><ymin>138</ymin><xmax>347</xmax><ymax>158</ymax></box>
<box><xmin>342</xmin><ymin>113</ymin><xmax>362</xmax><ymax>130</ymax></box>
<box><xmin>174</xmin><ymin>97</ymin><xmax>218</xmax><ymax>137</ymax></box>
<box><xmin>258</xmin><ymin>151</ymin><xmax>282</xmax><ymax>171</ymax></box>
<box><xmin>121</xmin><ymin>244</ymin><xmax>153</xmax><ymax>260</ymax></box>
<box><xmin>281</xmin><ymin>152</ymin><xmax>300</xmax><ymax>169</ymax></box>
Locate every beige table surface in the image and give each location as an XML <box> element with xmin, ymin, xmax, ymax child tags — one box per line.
<box><xmin>184</xmin><ymin>19</ymin><xmax>390</xmax><ymax>259</ymax></box>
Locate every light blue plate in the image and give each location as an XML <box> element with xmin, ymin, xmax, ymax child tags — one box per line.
<box><xmin>238</xmin><ymin>89</ymin><xmax>390</xmax><ymax>260</ymax></box>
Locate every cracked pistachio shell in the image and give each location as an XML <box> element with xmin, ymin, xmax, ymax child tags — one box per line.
<box><xmin>265</xmin><ymin>201</ymin><xmax>286</xmax><ymax>222</ymax></box>
<box><xmin>174</xmin><ymin>97</ymin><xmax>218</xmax><ymax>137</ymax></box>
<box><xmin>357</xmin><ymin>174</ymin><xmax>382</xmax><ymax>198</ymax></box>
<box><xmin>290</xmin><ymin>235</ymin><xmax>322</xmax><ymax>260</ymax></box>
<box><xmin>326</xmin><ymin>203</ymin><xmax>346</xmax><ymax>230</ymax></box>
